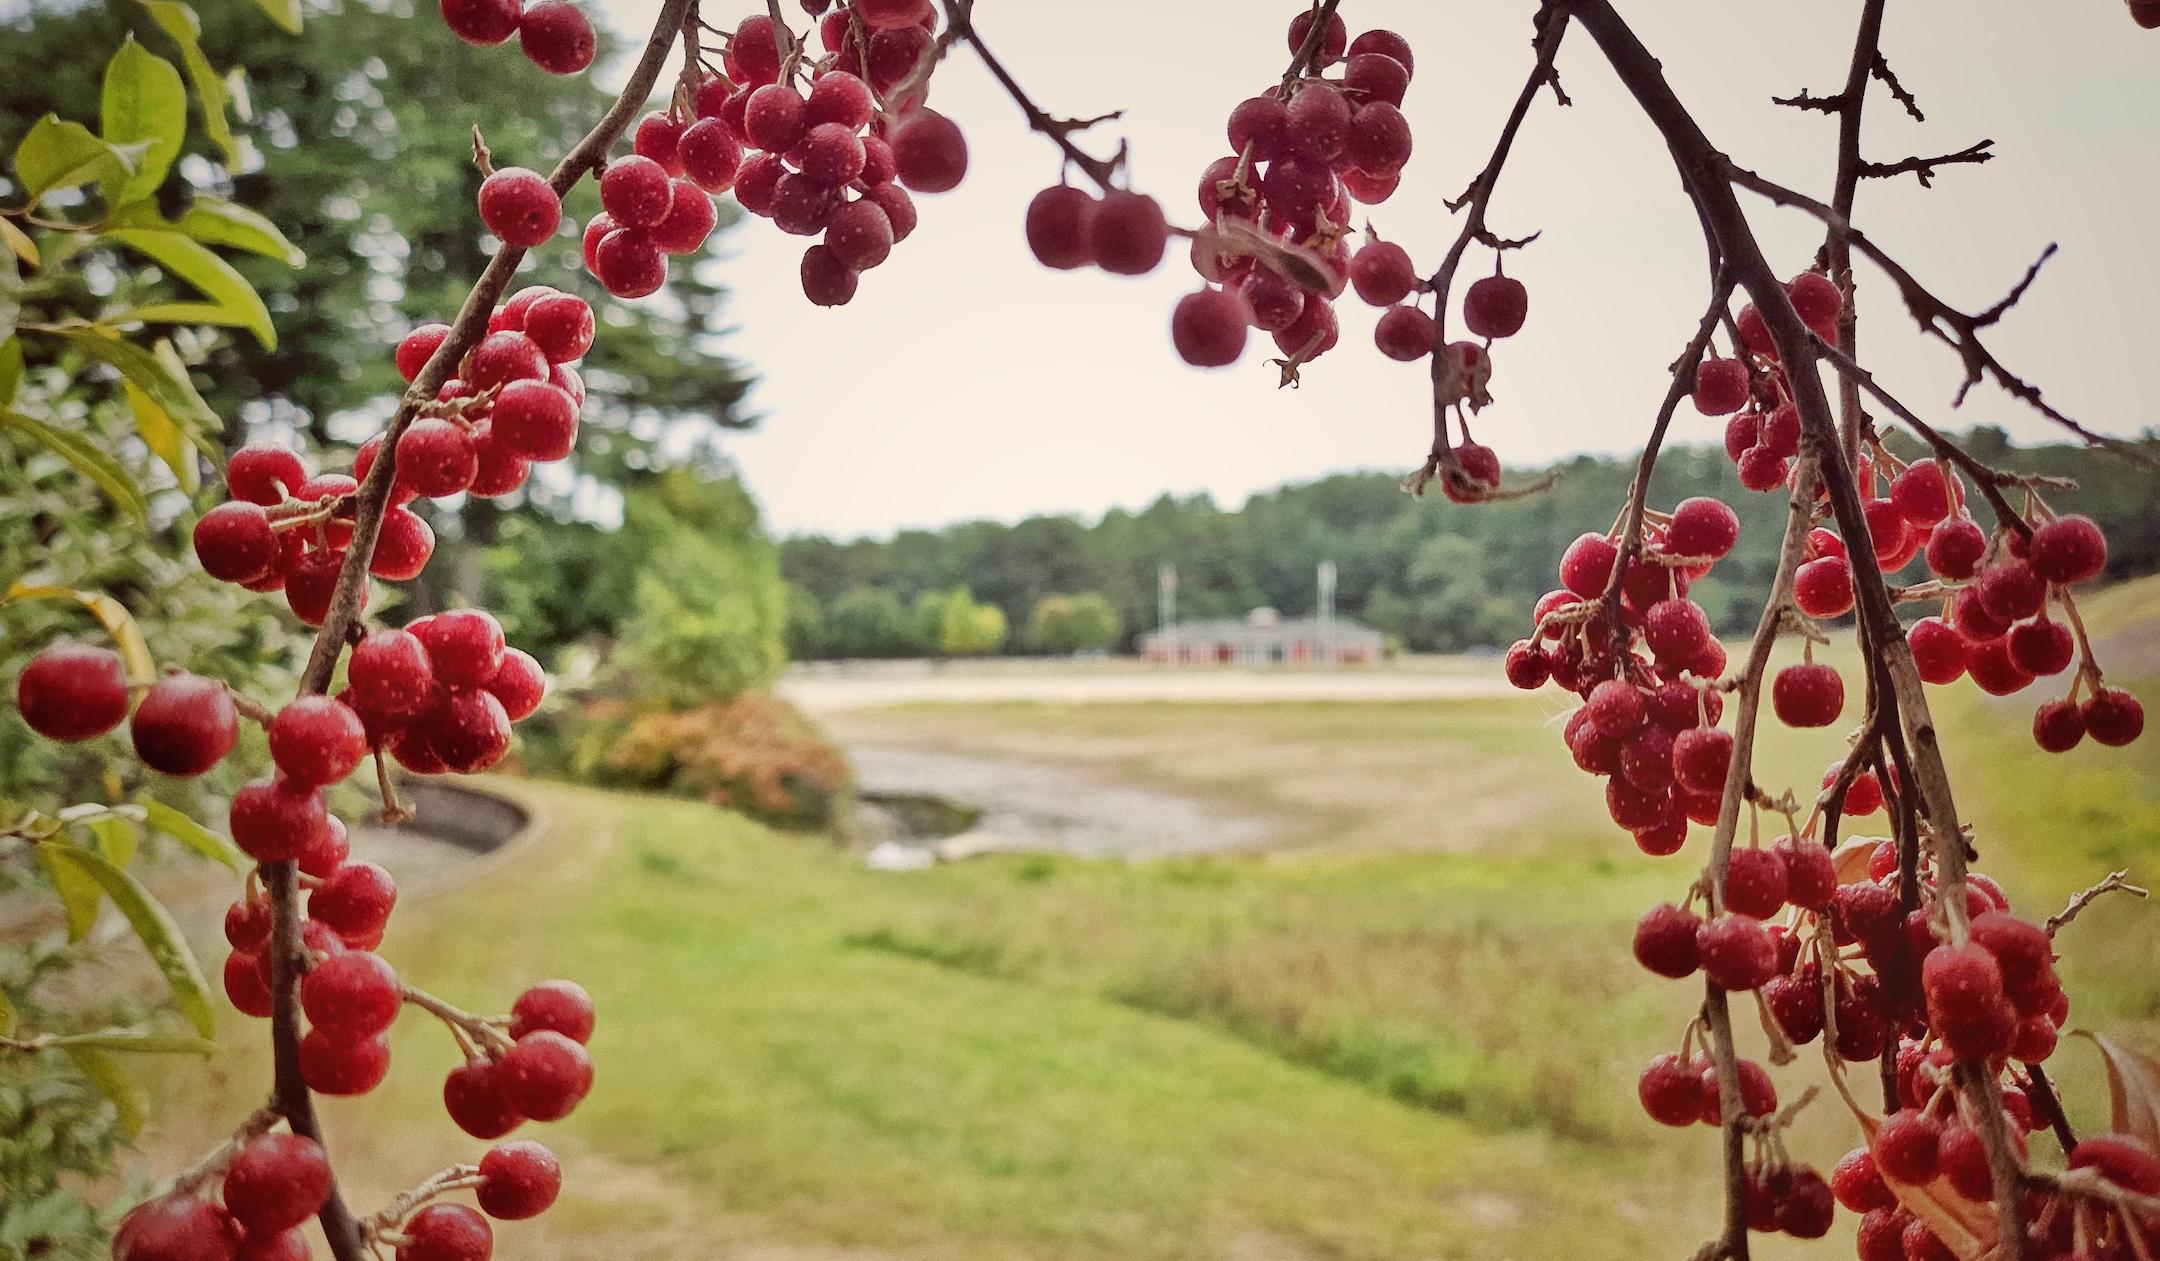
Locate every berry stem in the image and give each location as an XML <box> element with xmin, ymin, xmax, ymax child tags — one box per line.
<box><xmin>401</xmin><ymin>982</ymin><xmax>515</xmax><ymax>1055</ymax></box>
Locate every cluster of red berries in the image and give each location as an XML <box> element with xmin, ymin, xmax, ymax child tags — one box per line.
<box><xmin>440</xmin><ymin>0</ymin><xmax>595</xmax><ymax>75</ymax></box>
<box><xmin>1501</xmin><ymin>495</ymin><xmax>1746</xmax><ymax>853</ymax></box>
<box><xmin>583</xmin><ymin>4</ymin><xmax>961</xmax><ymax>305</ymax></box>
<box><xmin>113</xmin><ymin>1129</ymin><xmax>563</xmax><ymax>1260</ymax></box>
<box><xmin>1698</xmin><ymin>270</ymin><xmax>1843</xmax><ymax>492</ymax></box>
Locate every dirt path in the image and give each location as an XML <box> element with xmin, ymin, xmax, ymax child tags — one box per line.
<box><xmin>780</xmin><ymin>659</ymin><xmax>1512</xmax><ymax>714</ymax></box>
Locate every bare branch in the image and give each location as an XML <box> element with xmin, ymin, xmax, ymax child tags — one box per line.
<box><xmin>2046</xmin><ymin>870</ymin><xmax>2149</xmax><ymax>937</ymax></box>
<box><xmin>1977</xmin><ymin>242</ymin><xmax>2059</xmax><ymax>327</ymax></box>
<box><xmin>1772</xmin><ymin>88</ymin><xmax>1847</xmax><ymax>113</ymax></box>
<box><xmin>1870</xmin><ymin>52</ymin><xmax>1924</xmax><ymax>121</ymax></box>
<box><xmin>1858</xmin><ymin>139</ymin><xmax>1995</xmax><ymax>188</ymax></box>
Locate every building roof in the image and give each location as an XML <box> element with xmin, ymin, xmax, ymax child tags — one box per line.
<box><xmin>1140</xmin><ymin>615</ymin><xmax>1382</xmax><ymax>645</ymax></box>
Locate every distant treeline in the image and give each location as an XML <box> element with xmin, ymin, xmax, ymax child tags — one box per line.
<box><xmin>779</xmin><ymin>428</ymin><xmax>2160</xmax><ymax>658</ymax></box>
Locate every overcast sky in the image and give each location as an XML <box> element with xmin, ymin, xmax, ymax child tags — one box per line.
<box><xmin>589</xmin><ymin>0</ymin><xmax>2158</xmax><ymax>540</ymax></box>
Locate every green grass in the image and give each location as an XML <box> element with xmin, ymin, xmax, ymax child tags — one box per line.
<box><xmin>159</xmin><ymin>579</ymin><xmax>2160</xmax><ymax>1260</ymax></box>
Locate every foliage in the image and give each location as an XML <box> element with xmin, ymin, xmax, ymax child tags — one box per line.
<box><xmin>597</xmin><ymin>693</ymin><xmax>851</xmax><ymax>830</ymax></box>
<box><xmin>822</xmin><ymin>585</ymin><xmax>918</xmax><ymax>659</ymax></box>
<box><xmin>780</xmin><ymin>430</ymin><xmax>2160</xmax><ymax>655</ymax></box>
<box><xmin>924</xmin><ymin>589</ymin><xmax>1009</xmax><ymax>658</ymax></box>
<box><xmin>1025</xmin><ymin>593</ymin><xmax>1122</xmax><ymax>655</ymax></box>
<box><xmin>615</xmin><ymin>471</ymin><xmax>788</xmax><ymax>708</ymax></box>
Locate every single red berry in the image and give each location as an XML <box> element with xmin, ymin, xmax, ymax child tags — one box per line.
<box><xmin>350</xmin><ymin>628</ymin><xmax>436</xmax><ymax>718</ymax></box>
<box><xmin>1342</xmin><ymin>100</ymin><xmax>1411</xmax><ymax>176</ymax></box>
<box><xmin>1272</xmin><ymin>296</ymin><xmax>1339</xmax><ymax>361</ymax></box>
<box><xmin>301</xmin><ymin>950</ymin><xmax>401</xmax><ymax>1040</ymax></box>
<box><xmin>1792</xmin><ymin>555</ymin><xmax>1854</xmax><ymax>619</ymax></box>
<box><xmin>1462</xmin><ymin>275</ymin><xmax>1527</xmax><ymax>339</ymax></box>
<box><xmin>1026</xmin><ymin>185</ymin><xmax>1095</xmax><ymax>270</ymax></box>
<box><xmin>1348</xmin><ymin>29</ymin><xmax>1415</xmax><ymax>77</ymax></box>
<box><xmin>1691</xmin><ymin>358</ymin><xmax>1750</xmax><ymax>415</ymax></box>
<box><xmin>1724</xmin><ymin>847</ymin><xmax>1789</xmax><ymax>919</ymax></box>
<box><xmin>1965</xmin><ymin>638</ymin><xmax>2035</xmax><ymax>697</ymax></box>
<box><xmin>225</xmin><ymin>948</ymin><xmax>274</xmax><ymax>1018</ymax></box>
<box><xmin>226</xmin><ymin>443</ymin><xmax>310</xmax><ymax>505</ymax></box>
<box><xmin>1284</xmin><ymin>83</ymin><xmax>1350</xmax><ymax>161</ymax></box>
<box><xmin>225</xmin><ymin>897</ymin><xmax>272</xmax><ymax>951</ymax></box>
<box><xmin>2032</xmin><ymin>699</ymin><xmax>2086</xmax><ymax>752</ymax></box>
<box><xmin>502</xmin><ymin>1029</ymin><xmax>594</xmax><ymax>1121</ymax></box>
<box><xmin>2083</xmin><ymin>687</ymin><xmax>2144</xmax><ymax>746</ymax></box>
<box><xmin>477</xmin><ymin>167</ymin><xmax>561</xmax><ymax>248</ymax></box>
<box><xmin>1764</xmin><ymin>970</ymin><xmax>1824</xmax><ymax>1043</ymax></box>
<box><xmin>1697</xmin><ymin>913</ymin><xmax>1777</xmax><ymax>991</ymax></box>
<box><xmin>509</xmin><ymin>979</ymin><xmax>595</xmax><ymax>1043</ymax></box>
<box><xmin>1907</xmin><ymin>616</ymin><xmax>1969</xmax><ymax>684</ymax></box>
<box><xmin>824</xmin><ymin>198</ymin><xmax>895</xmax><ymax>272</ymax></box>
<box><xmin>309</xmin><ymin>860</ymin><xmax>398</xmax><ymax>942</ymax></box>
<box><xmin>194</xmin><ymin>501</ymin><xmax>281</xmax><ymax>584</ymax></box>
<box><xmin>1670</xmin><ymin>727</ymin><xmax>1732</xmax><ymax>795</ymax></box>
<box><xmin>1348</xmin><ymin>240</ymin><xmax>1414</xmax><ymax>307</ymax></box>
<box><xmin>370</xmin><ymin>507</ymin><xmax>436</xmax><ymax>583</ymax></box>
<box><xmin>800</xmin><ymin>243</ymin><xmax>858</xmax><ymax>307</ymax></box>
<box><xmin>1787</xmin><ymin>270</ymin><xmax>1842</xmax><ymax>327</ymax></box>
<box><xmin>1889</xmin><ymin>459</ymin><xmax>1953</xmax><ymax>525</ymax></box>
<box><xmin>2028</xmin><ymin>514</ymin><xmax>2107</xmax><ymax>585</ymax></box>
<box><xmin>1088</xmin><ymin>190</ymin><xmax>1168</xmax><ymax>276</ymax></box>
<box><xmin>1873</xmin><ymin>1108</ymin><xmax>1944</xmax><ymax>1184</ymax></box>
<box><xmin>730</xmin><ymin>14</ymin><xmax>782</xmax><ymax>84</ymax></box>
<box><xmin>632</xmin><ymin>111</ymin><xmax>686</xmax><ymax>175</ymax></box>
<box><xmin>1637</xmin><ymin>1053</ymin><xmax>1703</xmax><ymax>1126</ymax></box>
<box><xmin>1286</xmin><ymin>8</ymin><xmax>1347</xmax><ymax>62</ymax></box>
<box><xmin>1771</xmin><ymin>662</ymin><xmax>1843</xmax><ymax>728</ymax></box>
<box><xmin>230</xmin><ymin>777</ymin><xmax>327</xmax><ymax>862</ymax></box>
<box><xmin>1226</xmin><ymin>95</ymin><xmax>1288</xmax><ymax>160</ymax></box>
<box><xmin>1735</xmin><ymin>445</ymin><xmax>1788</xmax><ymax>492</ymax></box>
<box><xmin>411</xmin><ymin>609</ymin><xmax>506</xmax><ymax>688</ymax></box>
<box><xmin>464</xmin><ymin>330</ymin><xmax>549</xmax><ymax>390</ymax></box>
<box><xmin>1632</xmin><ymin>902</ymin><xmax>1702</xmax><ymax>979</ymax></box>
<box><xmin>394</xmin><ymin>419</ymin><xmax>478</xmax><ymax>499</ymax></box>
<box><xmin>221</xmin><ymin>1133</ymin><xmax>333</xmax><ymax>1236</ymax></box>
<box><xmin>1372</xmin><ymin>304</ymin><xmax>1434</xmax><ymax>361</ymax></box>
<box><xmin>806</xmin><ymin>70</ymin><xmax>873</xmax><ymax>129</ymax></box>
<box><xmin>477</xmin><ymin>1140</ymin><xmax>561</xmax><ymax>1220</ymax></box>
<box><xmin>1854</xmin><ymin>1209</ymin><xmax>1907</xmax><ymax>1261</ymax></box>
<box><xmin>2007</xmin><ymin>617</ymin><xmax>2075</xmax><ymax>677</ymax></box>
<box><xmin>1586</xmin><ymin>679</ymin><xmax>1648</xmax><ymax>739</ymax></box>
<box><xmin>299</xmin><ymin>1027</ymin><xmax>390</xmax><ymax>1096</ymax></box>
<box><xmin>594</xmin><ymin>228</ymin><xmax>667</xmax><ymax>298</ymax></box>
<box><xmin>1952</xmin><ymin>583</ymin><xmax>2010</xmax><ymax>643</ymax></box>
<box><xmin>1831</xmin><ymin>1147</ymin><xmax>1894</xmax><ymax>1212</ymax></box>
<box><xmin>1978</xmin><ymin>559</ymin><xmax>2047</xmax><ymax>624</ymax></box>
<box><xmin>1775</xmin><ymin>1166</ymin><xmax>1837</xmax><ymax>1238</ymax></box>
<box><xmin>268</xmin><ymin>695</ymin><xmax>368</xmax><ymax>787</ymax></box>
<box><xmin>650</xmin><ymin>180</ymin><xmax>718</xmax><ymax>255</ymax></box>
<box><xmin>423</xmin><ymin>688</ymin><xmax>513</xmax><ymax>773</ymax></box>
<box><xmin>891</xmin><ymin>109</ymin><xmax>967</xmax><ymax>193</ymax></box>
<box><xmin>446</xmin><ymin>1056</ymin><xmax>526</xmax><ymax>1139</ymax></box>
<box><xmin>678</xmin><ymin>117</ymin><xmax>744</xmax><ymax>193</ymax></box>
<box><xmin>298</xmin><ymin>812</ymin><xmax>351</xmax><ymax>879</ymax></box>
<box><xmin>396</xmin><ymin>1203</ymin><xmax>493</xmax><ymax>1261</ymax></box>
<box><xmin>130</xmin><ymin>673</ymin><xmax>238</xmax><ymax>776</ymax></box>
<box><xmin>441</xmin><ymin>0</ymin><xmax>519</xmax><ymax>46</ymax></box>
<box><xmin>1666</xmin><ymin>497</ymin><xmax>1739</xmax><ymax>559</ymax></box>
<box><xmin>1558</xmin><ymin>532</ymin><xmax>1619</xmax><ymax>598</ymax></box>
<box><xmin>1342</xmin><ymin>51</ymin><xmax>1409</xmax><ymax>108</ymax></box>
<box><xmin>1924</xmin><ymin>517</ymin><xmax>1987</xmax><ymax>580</ymax></box>
<box><xmin>521</xmin><ymin>293</ymin><xmax>594</xmax><ymax>365</ymax></box>
<box><xmin>112</xmin><ymin>1194</ymin><xmax>246</xmax><ymax>1261</ymax></box>
<box><xmin>598</xmin><ymin>155</ymin><xmax>675</xmax><ymax>229</ymax></box>
<box><xmin>493</xmin><ymin>381</ymin><xmax>580</xmax><ymax>462</ymax></box>
<box><xmin>1171</xmin><ymin>287</ymin><xmax>1253</xmax><ymax>368</ymax></box>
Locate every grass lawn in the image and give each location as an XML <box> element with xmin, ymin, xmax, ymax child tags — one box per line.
<box><xmin>151</xmin><ymin>581</ymin><xmax>2160</xmax><ymax>1260</ymax></box>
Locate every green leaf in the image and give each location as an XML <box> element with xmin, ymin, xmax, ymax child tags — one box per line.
<box><xmin>44</xmin><ymin>1030</ymin><xmax>217</xmax><ymax>1055</ymax></box>
<box><xmin>60</xmin><ymin>1045</ymin><xmax>145</xmax><ymax>1137</ymax></box>
<box><xmin>112</xmin><ymin>301</ymin><xmax>259</xmax><ymax>330</ymax></box>
<box><xmin>34</xmin><ymin>844</ymin><xmax>103</xmax><ymax>943</ymax></box>
<box><xmin>137</xmin><ymin>1</ymin><xmax>240</xmax><ymax>168</ymax></box>
<box><xmin>51</xmin><ymin>326</ymin><xmax>218</xmax><ymax>434</ymax></box>
<box><xmin>12</xmin><ymin>115</ymin><xmax>137</xmax><ymax>203</ymax></box>
<box><xmin>108</xmin><ymin>199</ymin><xmax>305</xmax><ymax>267</ymax></box>
<box><xmin>0</xmin><ymin>218</ymin><xmax>37</xmax><ymax>268</ymax></box>
<box><xmin>100</xmin><ymin>37</ymin><xmax>187</xmax><ymax>204</ymax></box>
<box><xmin>87</xmin><ymin>816</ymin><xmax>139</xmax><ymax>869</ymax></box>
<box><xmin>42</xmin><ymin>842</ymin><xmax>215</xmax><ymax>1038</ymax></box>
<box><xmin>0</xmin><ymin>337</ymin><xmax>22</xmax><ymax>407</ymax></box>
<box><xmin>135</xmin><ymin>797</ymin><xmax>243</xmax><ymax>870</ymax></box>
<box><xmin>103</xmin><ymin>229</ymin><xmax>274</xmax><ymax>349</ymax></box>
<box><xmin>3</xmin><ymin>583</ymin><xmax>159</xmax><ymax>683</ymax></box>
<box><xmin>0</xmin><ymin>408</ymin><xmax>148</xmax><ymax>525</ymax></box>
<box><xmin>252</xmin><ymin>0</ymin><xmax>303</xmax><ymax>35</ymax></box>
<box><xmin>124</xmin><ymin>379</ymin><xmax>199</xmax><ymax>492</ymax></box>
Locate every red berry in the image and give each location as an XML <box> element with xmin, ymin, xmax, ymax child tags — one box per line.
<box><xmin>2083</xmin><ymin>687</ymin><xmax>2144</xmax><ymax>746</ymax></box>
<box><xmin>1771</xmin><ymin>662</ymin><xmax>1843</xmax><ymax>728</ymax></box>
<box><xmin>1924</xmin><ymin>517</ymin><xmax>1987</xmax><ymax>580</ymax></box>
<box><xmin>1462</xmin><ymin>275</ymin><xmax>1527</xmax><ymax>339</ymax></box>
<box><xmin>1088</xmin><ymin>190</ymin><xmax>1168</xmax><ymax>276</ymax></box>
<box><xmin>1348</xmin><ymin>240</ymin><xmax>1415</xmax><ymax>307</ymax></box>
<box><xmin>1890</xmin><ymin>459</ymin><xmax>1953</xmax><ymax>525</ymax></box>
<box><xmin>1725</xmin><ymin>847</ymin><xmax>1789</xmax><ymax>919</ymax></box>
<box><xmin>129</xmin><ymin>673</ymin><xmax>238</xmax><ymax>776</ymax></box>
<box><xmin>651</xmin><ymin>180</ymin><xmax>718</xmax><ymax>254</ymax></box>
<box><xmin>1873</xmin><ymin>1108</ymin><xmax>1944</xmax><ymax>1184</ymax></box>
<box><xmin>396</xmin><ymin>1203</ymin><xmax>493</xmax><ymax>1261</ymax></box>
<box><xmin>230</xmin><ymin>777</ymin><xmax>327</xmax><ymax>862</ymax></box>
<box><xmin>2029</xmin><ymin>514</ymin><xmax>2107</xmax><ymax>585</ymax></box>
<box><xmin>1691</xmin><ymin>358</ymin><xmax>1750</xmax><ymax>415</ymax></box>
<box><xmin>492</xmin><ymin>381</ymin><xmax>579</xmax><ymax>462</ymax></box>
<box><xmin>1670</xmin><ymin>727</ymin><xmax>1732</xmax><ymax>795</ymax></box>
<box><xmin>891</xmin><ymin>109</ymin><xmax>967</xmax><ymax>193</ymax></box>
<box><xmin>730</xmin><ymin>14</ymin><xmax>782</xmax><ymax>84</ymax></box>
<box><xmin>598</xmin><ymin>155</ymin><xmax>674</xmax><ymax>229</ymax></box>
<box><xmin>510</xmin><ymin>979</ymin><xmax>595</xmax><ymax>1043</ymax></box>
<box><xmin>268</xmin><ymin>696</ymin><xmax>368</xmax><ymax>787</ymax></box>
<box><xmin>593</xmin><ymin>228</ymin><xmax>667</xmax><ymax>298</ymax></box>
<box><xmin>1831</xmin><ymin>1147</ymin><xmax>1894</xmax><ymax>1212</ymax></box>
<box><xmin>1735</xmin><ymin>445</ymin><xmax>1787</xmax><ymax>493</ymax></box>
<box><xmin>1908</xmin><ymin>616</ymin><xmax>1968</xmax><ymax>684</ymax></box>
<box><xmin>517</xmin><ymin>0</ymin><xmax>593</xmax><ymax>70</ymax></box>
<box><xmin>1026</xmin><ymin>185</ymin><xmax>1095</xmax><ymax>270</ymax></box>
<box><xmin>309</xmin><ymin>860</ymin><xmax>398</xmax><ymax>941</ymax></box>
<box><xmin>1342</xmin><ymin>51</ymin><xmax>1409</xmax><ymax>109</ymax></box>
<box><xmin>502</xmin><ymin>1029</ymin><xmax>594</xmax><ymax>1121</ymax></box>
<box><xmin>477</xmin><ymin>167</ymin><xmax>560</xmax><ymax>248</ymax></box>
<box><xmin>800</xmin><ymin>243</ymin><xmax>858</xmax><ymax>307</ymax></box>
<box><xmin>1965</xmin><ymin>638</ymin><xmax>2035</xmax><ymax>696</ymax></box>
<box><xmin>301</xmin><ymin>949</ymin><xmax>401</xmax><ymax>1039</ymax></box>
<box><xmin>195</xmin><ymin>501</ymin><xmax>281</xmax><ymax>584</ymax></box>
<box><xmin>226</xmin><ymin>443</ymin><xmax>310</xmax><ymax>505</ymax></box>
<box><xmin>411</xmin><ymin>609</ymin><xmax>505</xmax><ymax>688</ymax></box>
<box><xmin>522</xmin><ymin>293</ymin><xmax>594</xmax><ymax>364</ymax></box>
<box><xmin>1792</xmin><ymin>555</ymin><xmax>1854</xmax><ymax>618</ymax></box>
<box><xmin>1372</xmin><ymin>304</ymin><xmax>1434</xmax><ymax>361</ymax></box>
<box><xmin>350</xmin><ymin>629</ymin><xmax>435</xmax><ymax>717</ymax></box>
<box><xmin>1272</xmin><ymin>296</ymin><xmax>1339</xmax><ymax>360</ymax></box>
<box><xmin>1284</xmin><ymin>83</ymin><xmax>1350</xmax><ymax>161</ymax></box>
<box><xmin>221</xmin><ymin>1133</ymin><xmax>332</xmax><ymax>1236</ymax></box>
<box><xmin>1348</xmin><ymin>29</ymin><xmax>1415</xmax><ymax>77</ymax></box>
<box><xmin>824</xmin><ymin>199</ymin><xmax>895</xmax><ymax>272</ymax></box>
<box><xmin>424</xmin><ymin>689</ymin><xmax>513</xmax><ymax>773</ymax></box>
<box><xmin>1226</xmin><ymin>95</ymin><xmax>1288</xmax><ymax>160</ymax></box>
<box><xmin>112</xmin><ymin>1194</ymin><xmax>245</xmax><ymax>1261</ymax></box>
<box><xmin>1638</xmin><ymin>1053</ymin><xmax>1703</xmax><ymax>1126</ymax></box>
<box><xmin>678</xmin><ymin>118</ymin><xmax>743</xmax><ymax>194</ymax></box>
<box><xmin>2008</xmin><ymin>617</ymin><xmax>2074</xmax><ymax>677</ymax></box>
<box><xmin>1775</xmin><ymin>1166</ymin><xmax>1837</xmax><ymax>1238</ymax></box>
<box><xmin>394</xmin><ymin>419</ymin><xmax>478</xmax><ymax>499</ymax></box>
<box><xmin>1978</xmin><ymin>559</ymin><xmax>2047</xmax><ymax>624</ymax></box>
<box><xmin>1666</xmin><ymin>497</ymin><xmax>1739</xmax><ymax>559</ymax></box>
<box><xmin>807</xmin><ymin>70</ymin><xmax>873</xmax><ymax>129</ymax></box>
<box><xmin>464</xmin><ymin>330</ymin><xmax>548</xmax><ymax>390</ymax></box>
<box><xmin>1632</xmin><ymin>902</ymin><xmax>1702</xmax><ymax>978</ymax></box>
<box><xmin>441</xmin><ymin>0</ymin><xmax>519</xmax><ymax>46</ymax></box>
<box><xmin>369</xmin><ymin>507</ymin><xmax>435</xmax><ymax>582</ymax></box>
<box><xmin>477</xmin><ymin>1140</ymin><xmax>561</xmax><ymax>1220</ymax></box>
<box><xmin>445</xmin><ymin>1056</ymin><xmax>526</xmax><ymax>1139</ymax></box>
<box><xmin>1697</xmin><ymin>912</ymin><xmax>1776</xmax><ymax>991</ymax></box>
<box><xmin>1287</xmin><ymin>8</ymin><xmax>1347</xmax><ymax>62</ymax></box>
<box><xmin>1586</xmin><ymin>679</ymin><xmax>1647</xmax><ymax>738</ymax></box>
<box><xmin>1558</xmin><ymin>532</ymin><xmax>1619</xmax><ymax>598</ymax></box>
<box><xmin>299</xmin><ymin>1027</ymin><xmax>390</xmax><ymax>1095</ymax></box>
<box><xmin>2033</xmin><ymin>699</ymin><xmax>2086</xmax><ymax>752</ymax></box>
<box><xmin>1171</xmin><ymin>287</ymin><xmax>1252</xmax><ymax>368</ymax></box>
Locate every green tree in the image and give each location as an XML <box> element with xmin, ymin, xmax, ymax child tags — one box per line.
<box><xmin>823</xmin><ymin>586</ymin><xmax>916</xmax><ymax>659</ymax></box>
<box><xmin>1027</xmin><ymin>592</ymin><xmax>1121</xmax><ymax>654</ymax></box>
<box><xmin>784</xmin><ymin>583</ymin><xmax>824</xmax><ymax>660</ymax></box>
<box><xmin>938</xmin><ymin>588</ymin><xmax>1009</xmax><ymax>657</ymax></box>
<box><xmin>617</xmin><ymin>472</ymin><xmax>787</xmax><ymax>707</ymax></box>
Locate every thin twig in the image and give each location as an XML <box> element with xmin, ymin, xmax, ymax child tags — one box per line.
<box><xmin>2045</xmin><ymin>870</ymin><xmax>2148</xmax><ymax>937</ymax></box>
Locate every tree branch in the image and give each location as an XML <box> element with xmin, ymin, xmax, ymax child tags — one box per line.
<box><xmin>1858</xmin><ymin>139</ymin><xmax>1995</xmax><ymax>188</ymax></box>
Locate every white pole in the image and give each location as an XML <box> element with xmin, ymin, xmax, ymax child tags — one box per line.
<box><xmin>1159</xmin><ymin>563</ymin><xmax>1178</xmax><ymax>666</ymax></box>
<box><xmin>1318</xmin><ymin>560</ymin><xmax>1337</xmax><ymax>666</ymax></box>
